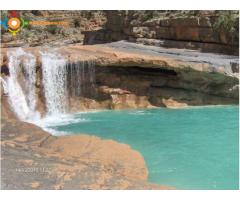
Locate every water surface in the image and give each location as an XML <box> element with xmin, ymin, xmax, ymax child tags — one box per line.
<box><xmin>47</xmin><ymin>105</ymin><xmax>239</xmax><ymax>189</ymax></box>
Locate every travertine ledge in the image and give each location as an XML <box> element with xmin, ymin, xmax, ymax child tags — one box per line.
<box><xmin>1</xmin><ymin>42</ymin><xmax>238</xmax><ymax>112</ymax></box>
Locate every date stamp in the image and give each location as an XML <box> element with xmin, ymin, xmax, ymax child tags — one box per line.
<box><xmin>15</xmin><ymin>167</ymin><xmax>52</xmax><ymax>173</ymax></box>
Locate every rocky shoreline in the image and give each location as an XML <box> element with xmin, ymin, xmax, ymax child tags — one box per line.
<box><xmin>1</xmin><ymin>94</ymin><xmax>172</xmax><ymax>189</ymax></box>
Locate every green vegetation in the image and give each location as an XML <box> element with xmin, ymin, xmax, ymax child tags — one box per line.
<box><xmin>46</xmin><ymin>25</ymin><xmax>61</xmax><ymax>34</ymax></box>
<box><xmin>213</xmin><ymin>11</ymin><xmax>239</xmax><ymax>40</ymax></box>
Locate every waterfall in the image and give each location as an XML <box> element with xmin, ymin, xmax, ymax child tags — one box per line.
<box><xmin>6</xmin><ymin>48</ymin><xmax>40</xmax><ymax>121</ymax></box>
<box><xmin>5</xmin><ymin>48</ymin><xmax>95</xmax><ymax>126</ymax></box>
<box><xmin>67</xmin><ymin>60</ymin><xmax>95</xmax><ymax>97</ymax></box>
<box><xmin>41</xmin><ymin>51</ymin><xmax>68</xmax><ymax>116</ymax></box>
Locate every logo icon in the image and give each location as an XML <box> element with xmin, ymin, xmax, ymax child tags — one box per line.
<box><xmin>0</xmin><ymin>11</ymin><xmax>29</xmax><ymax>36</ymax></box>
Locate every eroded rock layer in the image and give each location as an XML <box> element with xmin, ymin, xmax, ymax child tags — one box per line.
<box><xmin>83</xmin><ymin>11</ymin><xmax>239</xmax><ymax>55</ymax></box>
<box><xmin>1</xmin><ymin>42</ymin><xmax>238</xmax><ymax>113</ymax></box>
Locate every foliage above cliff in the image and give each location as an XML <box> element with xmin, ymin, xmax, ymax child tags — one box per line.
<box><xmin>214</xmin><ymin>11</ymin><xmax>239</xmax><ymax>33</ymax></box>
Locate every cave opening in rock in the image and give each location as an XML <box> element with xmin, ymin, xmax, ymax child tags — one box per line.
<box><xmin>95</xmin><ymin>65</ymin><xmax>178</xmax><ymax>76</ymax></box>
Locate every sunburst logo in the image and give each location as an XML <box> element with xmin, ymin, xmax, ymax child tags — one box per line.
<box><xmin>0</xmin><ymin>11</ymin><xmax>29</xmax><ymax>36</ymax></box>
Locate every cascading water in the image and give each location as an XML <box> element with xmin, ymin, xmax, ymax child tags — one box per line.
<box><xmin>5</xmin><ymin>48</ymin><xmax>96</xmax><ymax>131</ymax></box>
<box><xmin>6</xmin><ymin>48</ymin><xmax>40</xmax><ymax>121</ymax></box>
<box><xmin>39</xmin><ymin>52</ymin><xmax>96</xmax><ymax>132</ymax></box>
<box><xmin>41</xmin><ymin>51</ymin><xmax>68</xmax><ymax>116</ymax></box>
<box><xmin>67</xmin><ymin>60</ymin><xmax>95</xmax><ymax>97</ymax></box>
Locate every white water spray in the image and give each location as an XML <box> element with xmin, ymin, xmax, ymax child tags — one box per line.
<box><xmin>41</xmin><ymin>51</ymin><xmax>68</xmax><ymax>116</ymax></box>
<box><xmin>6</xmin><ymin>48</ymin><xmax>40</xmax><ymax>121</ymax></box>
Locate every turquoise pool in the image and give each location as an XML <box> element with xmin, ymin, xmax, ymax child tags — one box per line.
<box><xmin>47</xmin><ymin>105</ymin><xmax>239</xmax><ymax>189</ymax></box>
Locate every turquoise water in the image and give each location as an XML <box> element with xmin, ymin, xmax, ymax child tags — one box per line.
<box><xmin>49</xmin><ymin>105</ymin><xmax>239</xmax><ymax>189</ymax></box>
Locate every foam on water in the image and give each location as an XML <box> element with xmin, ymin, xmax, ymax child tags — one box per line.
<box><xmin>129</xmin><ymin>110</ymin><xmax>149</xmax><ymax>115</ymax></box>
<box><xmin>36</xmin><ymin>113</ymin><xmax>88</xmax><ymax>128</ymax></box>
